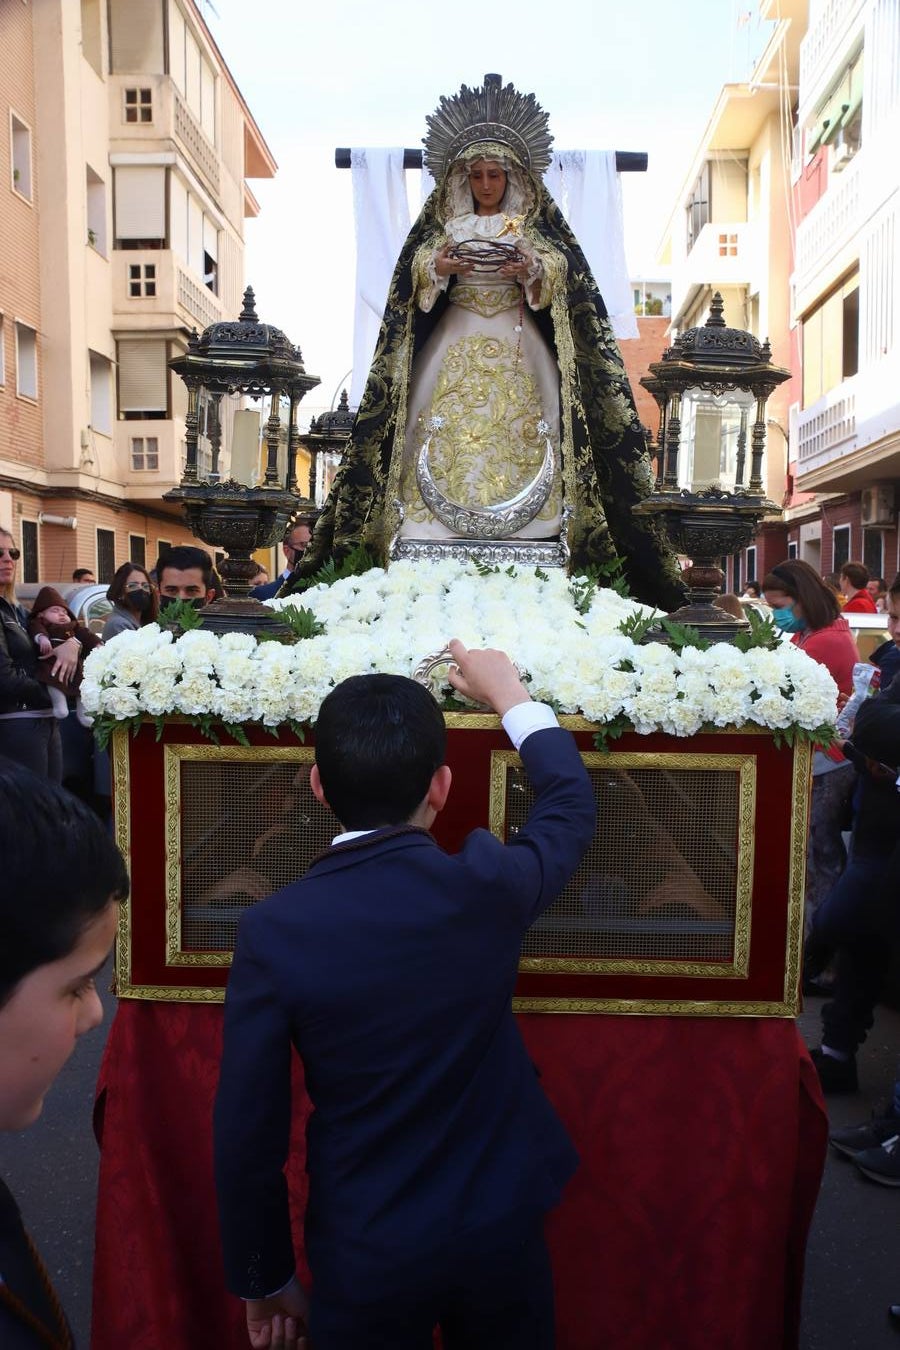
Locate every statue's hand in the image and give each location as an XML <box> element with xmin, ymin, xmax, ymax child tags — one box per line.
<box><xmin>435</xmin><ymin>244</ymin><xmax>473</xmax><ymax>278</ymax></box>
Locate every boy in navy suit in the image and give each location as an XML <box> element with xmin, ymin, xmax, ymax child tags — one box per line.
<box><xmin>214</xmin><ymin>640</ymin><xmax>596</xmax><ymax>1350</ymax></box>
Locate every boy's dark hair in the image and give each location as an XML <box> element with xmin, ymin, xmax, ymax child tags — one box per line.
<box><xmin>840</xmin><ymin>560</ymin><xmax>869</xmax><ymax>590</ymax></box>
<box><xmin>156</xmin><ymin>545</ymin><xmax>213</xmax><ymax>588</ymax></box>
<box><xmin>72</xmin><ymin>567</ymin><xmax>93</xmax><ymax>581</ymax></box>
<box><xmin>314</xmin><ymin>674</ymin><xmax>447</xmax><ymax>829</ymax></box>
<box><xmin>0</xmin><ymin>759</ymin><xmax>130</xmax><ymax>1006</ymax></box>
<box><xmin>889</xmin><ymin>574</ymin><xmax>900</xmax><ymax>599</ymax></box>
<box><xmin>762</xmin><ymin>559</ymin><xmax>840</xmax><ymax>631</ymax></box>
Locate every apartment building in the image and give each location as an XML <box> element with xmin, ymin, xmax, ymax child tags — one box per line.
<box><xmin>0</xmin><ymin>0</ymin><xmax>286</xmax><ymax>583</ymax></box>
<box><xmin>789</xmin><ymin>0</ymin><xmax>900</xmax><ymax>584</ymax></box>
<box><xmin>657</xmin><ymin>1</ymin><xmax>807</xmax><ymax>593</ymax></box>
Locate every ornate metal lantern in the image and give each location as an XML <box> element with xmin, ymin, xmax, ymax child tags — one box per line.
<box><xmin>635</xmin><ymin>293</ymin><xmax>789</xmax><ymax>642</ymax></box>
<box><xmin>297</xmin><ymin>389</ymin><xmax>355</xmax><ymax>503</ymax></box>
<box><xmin>164</xmin><ymin>287</ymin><xmax>320</xmax><ymax>634</ymax></box>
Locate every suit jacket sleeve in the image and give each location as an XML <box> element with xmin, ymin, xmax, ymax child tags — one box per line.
<box><xmin>461</xmin><ymin>724</ymin><xmax>595</xmax><ymax>928</ymax></box>
<box><xmin>214</xmin><ymin>919</ymin><xmax>297</xmax><ymax>1299</ymax></box>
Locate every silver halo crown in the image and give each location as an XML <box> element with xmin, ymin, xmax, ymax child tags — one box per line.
<box><xmin>423</xmin><ymin>73</ymin><xmax>553</xmax><ymax>179</ymax></box>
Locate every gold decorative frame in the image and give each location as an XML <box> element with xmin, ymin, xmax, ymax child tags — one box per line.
<box><xmin>491</xmin><ymin>748</ymin><xmax>755</xmax><ymax>977</ymax></box>
<box><xmin>163</xmin><ymin>743</ymin><xmax>318</xmax><ymax>969</ymax></box>
<box><xmin>112</xmin><ymin>724</ymin><xmax>810</xmax><ymax>1013</ymax></box>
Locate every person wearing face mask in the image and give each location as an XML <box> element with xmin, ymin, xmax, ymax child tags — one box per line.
<box><xmin>763</xmin><ymin>559</ymin><xmax>860</xmax><ymax>943</ymax></box>
<box><xmin>101</xmin><ymin>563</ymin><xmax>160</xmax><ymax>641</ymax></box>
<box><xmin>155</xmin><ymin>545</ymin><xmax>217</xmax><ymax>617</ymax></box>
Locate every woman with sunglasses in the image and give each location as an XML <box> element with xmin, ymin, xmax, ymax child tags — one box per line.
<box><xmin>0</xmin><ymin>527</ymin><xmax>80</xmax><ymax>779</ymax></box>
<box><xmin>101</xmin><ymin>561</ymin><xmax>159</xmax><ymax>640</ymax></box>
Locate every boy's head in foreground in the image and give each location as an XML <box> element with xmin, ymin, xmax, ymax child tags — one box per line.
<box><xmin>311</xmin><ymin>674</ymin><xmax>449</xmax><ymax>831</ymax></box>
<box><xmin>0</xmin><ymin>760</ymin><xmax>130</xmax><ymax>1130</ymax></box>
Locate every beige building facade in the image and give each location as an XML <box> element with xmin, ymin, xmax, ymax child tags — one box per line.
<box><xmin>657</xmin><ymin>0</ymin><xmax>808</xmax><ymax>591</ymax></box>
<box><xmin>0</xmin><ymin>0</ymin><xmax>291</xmax><ymax>583</ymax></box>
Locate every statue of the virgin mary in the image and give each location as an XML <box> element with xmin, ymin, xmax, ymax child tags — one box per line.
<box><xmin>288</xmin><ymin>74</ymin><xmax>685</xmax><ymax>609</ymax></box>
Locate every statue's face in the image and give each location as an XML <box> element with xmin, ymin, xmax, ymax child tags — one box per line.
<box><xmin>468</xmin><ymin>159</ymin><xmax>507</xmax><ymax>214</ymax></box>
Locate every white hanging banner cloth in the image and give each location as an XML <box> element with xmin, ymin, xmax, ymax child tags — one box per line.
<box><xmin>349</xmin><ymin>148</ymin><xmax>411</xmax><ymax>406</ymax></box>
<box><xmin>545</xmin><ymin>150</ymin><xmax>637</xmax><ymax>340</ymax></box>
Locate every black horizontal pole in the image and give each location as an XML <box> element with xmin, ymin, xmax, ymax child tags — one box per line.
<box><xmin>334</xmin><ymin>148</ymin><xmax>648</xmax><ymax>173</ymax></box>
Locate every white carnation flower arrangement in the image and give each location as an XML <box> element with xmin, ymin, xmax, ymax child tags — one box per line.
<box><xmin>81</xmin><ymin>559</ymin><xmax>839</xmax><ymax>748</ymax></box>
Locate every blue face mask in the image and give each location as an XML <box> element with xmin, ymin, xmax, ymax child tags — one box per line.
<box><xmin>772</xmin><ymin>606</ymin><xmax>807</xmax><ymax>633</ymax></box>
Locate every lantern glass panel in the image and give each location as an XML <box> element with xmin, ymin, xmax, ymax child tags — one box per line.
<box><xmin>678</xmin><ymin>387</ymin><xmax>757</xmax><ymax>492</ymax></box>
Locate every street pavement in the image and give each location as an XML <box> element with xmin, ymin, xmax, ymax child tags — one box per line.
<box><xmin>2</xmin><ymin>963</ymin><xmax>900</xmax><ymax>1348</ymax></box>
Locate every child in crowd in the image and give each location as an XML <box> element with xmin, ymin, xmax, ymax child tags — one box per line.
<box><xmin>215</xmin><ymin>642</ymin><xmax>596</xmax><ymax>1350</ymax></box>
<box><xmin>26</xmin><ymin>586</ymin><xmax>100</xmax><ymax>720</ymax></box>
<box><xmin>0</xmin><ymin>759</ymin><xmax>129</xmax><ymax>1347</ymax></box>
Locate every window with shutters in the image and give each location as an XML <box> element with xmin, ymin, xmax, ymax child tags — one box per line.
<box><xmin>114</xmin><ymin>166</ymin><xmax>165</xmax><ymax>249</ymax></box>
<box><xmin>801</xmin><ymin>271</ymin><xmax>859</xmax><ymax>407</ymax></box>
<box><xmin>131</xmin><ymin>436</ymin><xmax>159</xmax><ymax>470</ymax></box>
<box><xmin>117</xmin><ymin>340</ymin><xmax>168</xmax><ymax>420</ymax></box>
<box><xmin>108</xmin><ymin>0</ymin><xmax>164</xmax><ymax>74</ymax></box>
<box><xmin>128</xmin><ymin>534</ymin><xmax>146</xmax><ymax>566</ymax></box>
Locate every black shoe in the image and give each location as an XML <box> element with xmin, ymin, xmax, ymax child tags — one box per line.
<box><xmin>810</xmin><ymin>1046</ymin><xmax>859</xmax><ymax>1094</ymax></box>
<box><xmin>855</xmin><ymin>1134</ymin><xmax>900</xmax><ymax>1186</ymax></box>
<box><xmin>830</xmin><ymin>1116</ymin><xmax>900</xmax><ymax>1158</ymax></box>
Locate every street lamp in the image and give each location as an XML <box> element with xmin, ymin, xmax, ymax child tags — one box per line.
<box><xmin>635</xmin><ymin>292</ymin><xmax>789</xmax><ymax>642</ymax></box>
<box><xmin>164</xmin><ymin>287</ymin><xmax>320</xmax><ymax>635</ymax></box>
<box><xmin>298</xmin><ymin>388</ymin><xmax>355</xmax><ymax>504</ymax></box>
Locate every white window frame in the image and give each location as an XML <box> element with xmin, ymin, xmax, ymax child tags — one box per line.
<box><xmin>15</xmin><ymin>321</ymin><xmax>37</xmax><ymax>400</ymax></box>
<box><xmin>89</xmin><ymin>350</ymin><xmax>113</xmax><ymax>435</ymax></box>
<box><xmin>832</xmin><ymin>524</ymin><xmax>851</xmax><ymax>571</ymax></box>
<box><xmin>123</xmin><ymin>87</ymin><xmax>153</xmax><ymax>124</ymax></box>
<box><xmin>86</xmin><ymin>163</ymin><xmax>107</xmax><ymax>255</ymax></box>
<box><xmin>10</xmin><ymin>110</ymin><xmax>33</xmax><ymax>201</ymax></box>
<box><xmin>130</xmin><ymin>435</ymin><xmax>160</xmax><ymax>471</ymax></box>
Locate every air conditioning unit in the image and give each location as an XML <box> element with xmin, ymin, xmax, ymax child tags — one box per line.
<box><xmin>861</xmin><ymin>484</ymin><xmax>896</xmax><ymax>527</ymax></box>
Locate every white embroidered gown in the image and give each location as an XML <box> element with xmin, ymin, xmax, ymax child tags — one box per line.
<box><xmin>398</xmin><ymin>211</ymin><xmax>562</xmax><ymax>541</ymax></box>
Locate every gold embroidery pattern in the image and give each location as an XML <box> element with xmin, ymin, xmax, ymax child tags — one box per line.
<box><xmin>451</xmin><ymin>284</ymin><xmax>520</xmax><ymax>317</ymax></box>
<box><xmin>402</xmin><ymin>333</ymin><xmax>561</xmax><ymax>524</ymax></box>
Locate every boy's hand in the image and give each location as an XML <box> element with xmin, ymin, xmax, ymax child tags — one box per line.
<box><xmin>446</xmin><ymin>639</ymin><xmax>531</xmax><ymax>716</ymax></box>
<box><xmin>245</xmin><ymin>1275</ymin><xmax>309</xmax><ymax>1349</ymax></box>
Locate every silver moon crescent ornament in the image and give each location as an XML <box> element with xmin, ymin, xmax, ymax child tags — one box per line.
<box><xmin>415</xmin><ymin>419</ymin><xmax>556</xmax><ymax>539</ymax></box>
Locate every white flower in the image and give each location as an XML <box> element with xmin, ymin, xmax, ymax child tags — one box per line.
<box><xmin>86</xmin><ymin>559</ymin><xmax>834</xmax><ymax>740</ymax></box>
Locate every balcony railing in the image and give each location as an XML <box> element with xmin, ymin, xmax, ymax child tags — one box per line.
<box><xmin>177</xmin><ymin>267</ymin><xmax>222</xmax><ymax>331</ymax></box>
<box><xmin>796</xmin><ymin>379</ymin><xmax>857</xmax><ymax>478</ymax></box>
<box><xmin>794</xmin><ymin>158</ymin><xmax>861</xmax><ymax>293</ymax></box>
<box><xmin>173</xmin><ymin>90</ymin><xmax>220</xmax><ymax>195</ymax></box>
<box><xmin>799</xmin><ymin>0</ymin><xmax>865</xmax><ymax>100</ymax></box>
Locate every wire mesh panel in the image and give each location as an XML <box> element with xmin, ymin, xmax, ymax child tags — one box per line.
<box><xmin>500</xmin><ymin>753</ymin><xmax>754</xmax><ymax>971</ymax></box>
<box><xmin>170</xmin><ymin>751</ymin><xmax>333</xmax><ymax>957</ymax></box>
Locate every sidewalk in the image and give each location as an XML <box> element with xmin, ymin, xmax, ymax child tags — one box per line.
<box><xmin>4</xmin><ymin>975</ymin><xmax>900</xmax><ymax>1348</ymax></box>
<box><xmin>800</xmin><ymin>994</ymin><xmax>900</xmax><ymax>1350</ymax></box>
